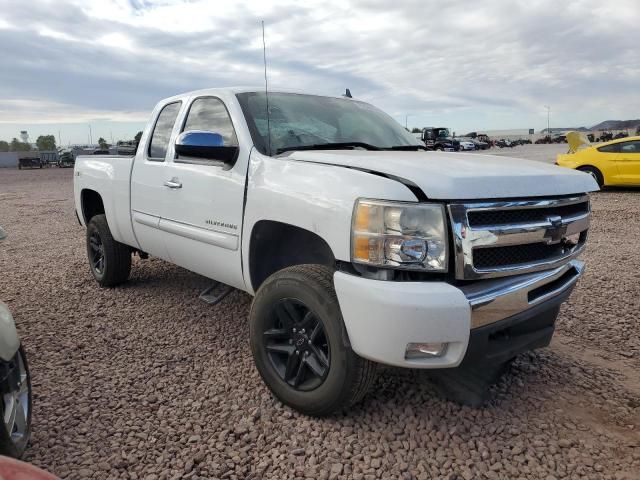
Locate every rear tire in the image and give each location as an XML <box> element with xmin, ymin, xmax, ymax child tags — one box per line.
<box><xmin>86</xmin><ymin>214</ymin><xmax>131</xmax><ymax>287</ymax></box>
<box><xmin>578</xmin><ymin>166</ymin><xmax>604</xmax><ymax>188</ymax></box>
<box><xmin>0</xmin><ymin>347</ymin><xmax>32</xmax><ymax>459</ymax></box>
<box><xmin>250</xmin><ymin>265</ymin><xmax>376</xmax><ymax>416</ymax></box>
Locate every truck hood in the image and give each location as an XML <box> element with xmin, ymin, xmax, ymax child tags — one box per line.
<box><xmin>286</xmin><ymin>150</ymin><xmax>599</xmax><ymax>199</ymax></box>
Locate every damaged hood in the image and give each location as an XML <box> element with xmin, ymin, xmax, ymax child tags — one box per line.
<box><xmin>285</xmin><ymin>150</ymin><xmax>599</xmax><ymax>199</ymax></box>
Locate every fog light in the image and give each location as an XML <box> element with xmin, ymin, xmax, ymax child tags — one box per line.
<box><xmin>405</xmin><ymin>342</ymin><xmax>448</xmax><ymax>359</ymax></box>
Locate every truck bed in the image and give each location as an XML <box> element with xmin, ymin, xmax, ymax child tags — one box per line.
<box><xmin>74</xmin><ymin>155</ymin><xmax>138</xmax><ymax>249</ymax></box>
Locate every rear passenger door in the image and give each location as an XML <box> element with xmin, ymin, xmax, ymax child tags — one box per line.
<box><xmin>130</xmin><ymin>100</ymin><xmax>183</xmax><ymax>261</ymax></box>
<box><xmin>160</xmin><ymin>95</ymin><xmax>249</xmax><ymax>290</ymax></box>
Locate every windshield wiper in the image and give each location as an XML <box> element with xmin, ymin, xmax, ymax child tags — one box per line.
<box><xmin>384</xmin><ymin>145</ymin><xmax>428</xmax><ymax>151</ymax></box>
<box><xmin>276</xmin><ymin>142</ymin><xmax>381</xmax><ymax>154</ymax></box>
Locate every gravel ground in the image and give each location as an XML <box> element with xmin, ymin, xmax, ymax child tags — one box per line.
<box><xmin>0</xmin><ymin>154</ymin><xmax>638</xmax><ymax>479</ymax></box>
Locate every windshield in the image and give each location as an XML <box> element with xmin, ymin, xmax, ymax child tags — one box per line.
<box><xmin>437</xmin><ymin>129</ymin><xmax>450</xmax><ymax>138</ymax></box>
<box><xmin>236</xmin><ymin>92</ymin><xmax>422</xmax><ymax>155</ymax></box>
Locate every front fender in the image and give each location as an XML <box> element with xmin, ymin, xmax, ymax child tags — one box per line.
<box><xmin>241</xmin><ymin>151</ymin><xmax>418</xmax><ymax>293</ymax></box>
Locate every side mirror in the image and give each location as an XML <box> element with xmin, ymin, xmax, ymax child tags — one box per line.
<box><xmin>175</xmin><ymin>131</ymin><xmax>239</xmax><ymax>164</ymax></box>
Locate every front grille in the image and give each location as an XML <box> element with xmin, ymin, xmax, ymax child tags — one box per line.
<box><xmin>468</xmin><ymin>201</ymin><xmax>589</xmax><ymax>227</ymax></box>
<box><xmin>448</xmin><ymin>196</ymin><xmax>590</xmax><ymax>280</ymax></box>
<box><xmin>474</xmin><ymin>243</ymin><xmax>564</xmax><ymax>269</ymax></box>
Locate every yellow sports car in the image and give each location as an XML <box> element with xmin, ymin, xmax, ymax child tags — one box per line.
<box><xmin>556</xmin><ymin>135</ymin><xmax>640</xmax><ymax>187</ymax></box>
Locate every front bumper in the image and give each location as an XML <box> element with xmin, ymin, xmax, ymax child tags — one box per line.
<box><xmin>334</xmin><ymin>260</ymin><xmax>583</xmax><ymax>369</ymax></box>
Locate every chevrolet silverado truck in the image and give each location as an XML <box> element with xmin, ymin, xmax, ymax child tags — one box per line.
<box><xmin>74</xmin><ymin>88</ymin><xmax>597</xmax><ymax>416</ymax></box>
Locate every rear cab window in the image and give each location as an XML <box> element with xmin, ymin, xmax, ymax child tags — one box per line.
<box><xmin>148</xmin><ymin>102</ymin><xmax>182</xmax><ymax>161</ymax></box>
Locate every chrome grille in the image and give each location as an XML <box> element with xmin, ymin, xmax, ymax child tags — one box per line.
<box><xmin>448</xmin><ymin>196</ymin><xmax>590</xmax><ymax>280</ymax></box>
<box><xmin>467</xmin><ymin>201</ymin><xmax>589</xmax><ymax>227</ymax></box>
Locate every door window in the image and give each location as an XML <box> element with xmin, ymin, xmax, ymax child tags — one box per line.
<box><xmin>183</xmin><ymin>97</ymin><xmax>238</xmax><ymax>146</ymax></box>
<box><xmin>148</xmin><ymin>102</ymin><xmax>182</xmax><ymax>160</ymax></box>
<box><xmin>619</xmin><ymin>141</ymin><xmax>640</xmax><ymax>153</ymax></box>
<box><xmin>597</xmin><ymin>143</ymin><xmax>620</xmax><ymax>153</ymax></box>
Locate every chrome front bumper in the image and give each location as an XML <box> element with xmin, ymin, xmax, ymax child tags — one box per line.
<box><xmin>460</xmin><ymin>260</ymin><xmax>584</xmax><ymax>329</ymax></box>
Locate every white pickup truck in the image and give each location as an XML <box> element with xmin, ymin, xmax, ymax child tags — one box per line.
<box><xmin>74</xmin><ymin>88</ymin><xmax>597</xmax><ymax>415</ymax></box>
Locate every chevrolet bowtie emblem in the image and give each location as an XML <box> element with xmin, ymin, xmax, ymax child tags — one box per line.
<box><xmin>544</xmin><ymin>215</ymin><xmax>567</xmax><ymax>244</ymax></box>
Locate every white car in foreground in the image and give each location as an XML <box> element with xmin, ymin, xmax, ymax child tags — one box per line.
<box><xmin>73</xmin><ymin>88</ymin><xmax>597</xmax><ymax>415</ymax></box>
<box><xmin>0</xmin><ymin>227</ymin><xmax>32</xmax><ymax>458</ymax></box>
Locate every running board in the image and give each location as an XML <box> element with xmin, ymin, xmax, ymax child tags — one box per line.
<box><xmin>199</xmin><ymin>282</ymin><xmax>233</xmax><ymax>305</ymax></box>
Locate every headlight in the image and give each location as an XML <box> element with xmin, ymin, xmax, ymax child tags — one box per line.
<box><xmin>351</xmin><ymin>199</ymin><xmax>448</xmax><ymax>271</ymax></box>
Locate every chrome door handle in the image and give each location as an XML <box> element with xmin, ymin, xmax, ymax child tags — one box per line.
<box><xmin>163</xmin><ymin>179</ymin><xmax>182</xmax><ymax>189</ymax></box>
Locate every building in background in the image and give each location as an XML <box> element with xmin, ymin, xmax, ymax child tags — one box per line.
<box><xmin>0</xmin><ymin>153</ymin><xmax>19</xmax><ymax>168</ymax></box>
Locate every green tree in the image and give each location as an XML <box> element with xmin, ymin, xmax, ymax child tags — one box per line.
<box><xmin>36</xmin><ymin>134</ymin><xmax>56</xmax><ymax>151</ymax></box>
<box><xmin>0</xmin><ymin>140</ymin><xmax>9</xmax><ymax>152</ymax></box>
<box><xmin>98</xmin><ymin>137</ymin><xmax>109</xmax><ymax>149</ymax></box>
<box><xmin>411</xmin><ymin>127</ymin><xmax>422</xmax><ymax>133</ymax></box>
<box><xmin>10</xmin><ymin>138</ymin><xmax>31</xmax><ymax>152</ymax></box>
<box><xmin>134</xmin><ymin>131</ymin><xmax>143</xmax><ymax>143</ymax></box>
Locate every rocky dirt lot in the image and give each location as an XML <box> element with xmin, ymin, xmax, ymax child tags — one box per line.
<box><xmin>0</xmin><ymin>161</ymin><xmax>638</xmax><ymax>480</ymax></box>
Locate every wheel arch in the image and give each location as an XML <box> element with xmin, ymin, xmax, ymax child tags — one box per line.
<box><xmin>576</xmin><ymin>164</ymin><xmax>605</xmax><ymax>186</ymax></box>
<box><xmin>248</xmin><ymin>220</ymin><xmax>336</xmax><ymax>293</ymax></box>
<box><xmin>80</xmin><ymin>189</ymin><xmax>105</xmax><ymax>224</ymax></box>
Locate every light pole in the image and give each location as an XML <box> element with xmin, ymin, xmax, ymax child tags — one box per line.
<box><xmin>88</xmin><ymin>125</ymin><xmax>93</xmax><ymax>146</ymax></box>
<box><xmin>405</xmin><ymin>114</ymin><xmax>413</xmax><ymax>130</ymax></box>
<box><xmin>544</xmin><ymin>105</ymin><xmax>551</xmax><ymax>136</ymax></box>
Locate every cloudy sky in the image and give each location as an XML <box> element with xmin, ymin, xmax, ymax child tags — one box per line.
<box><xmin>0</xmin><ymin>0</ymin><xmax>638</xmax><ymax>145</ymax></box>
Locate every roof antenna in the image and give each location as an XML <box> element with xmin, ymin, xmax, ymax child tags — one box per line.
<box><xmin>344</xmin><ymin>88</ymin><xmax>352</xmax><ymax>98</ymax></box>
<box><xmin>262</xmin><ymin>20</ymin><xmax>272</xmax><ymax>156</ymax></box>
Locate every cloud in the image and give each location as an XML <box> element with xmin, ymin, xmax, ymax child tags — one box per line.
<box><xmin>0</xmin><ymin>0</ymin><xmax>638</xmax><ymax>140</ymax></box>
<box><xmin>0</xmin><ymin>99</ymin><xmax>148</xmax><ymax>124</ymax></box>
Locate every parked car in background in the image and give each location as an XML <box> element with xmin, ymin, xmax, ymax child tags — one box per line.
<box><xmin>470</xmin><ymin>138</ymin><xmax>489</xmax><ymax>150</ymax></box>
<box><xmin>57</xmin><ymin>150</ymin><xmax>75</xmax><ymax>168</ymax></box>
<box><xmin>74</xmin><ymin>87</ymin><xmax>597</xmax><ymax>415</ymax></box>
<box><xmin>0</xmin><ymin>227</ymin><xmax>32</xmax><ymax>458</ymax></box>
<box><xmin>456</xmin><ymin>138</ymin><xmax>476</xmax><ymax>151</ymax></box>
<box><xmin>116</xmin><ymin>144</ymin><xmax>137</xmax><ymax>156</ymax></box>
<box><xmin>420</xmin><ymin>127</ymin><xmax>456</xmax><ymax>151</ymax></box>
<box><xmin>464</xmin><ymin>133</ymin><xmax>490</xmax><ymax>149</ymax></box>
<box><xmin>556</xmin><ymin>135</ymin><xmax>640</xmax><ymax>187</ymax></box>
<box><xmin>17</xmin><ymin>157</ymin><xmax>42</xmax><ymax>170</ymax></box>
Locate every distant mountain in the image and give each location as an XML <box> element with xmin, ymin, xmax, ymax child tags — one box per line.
<box><xmin>541</xmin><ymin>127</ymin><xmax>589</xmax><ymax>133</ymax></box>
<box><xmin>590</xmin><ymin>119</ymin><xmax>640</xmax><ymax>131</ymax></box>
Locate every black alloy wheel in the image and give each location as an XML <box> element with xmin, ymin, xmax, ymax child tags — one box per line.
<box><xmin>264</xmin><ymin>298</ymin><xmax>330</xmax><ymax>391</ymax></box>
<box><xmin>249</xmin><ymin>265</ymin><xmax>377</xmax><ymax>416</ymax></box>
<box><xmin>85</xmin><ymin>214</ymin><xmax>131</xmax><ymax>287</ymax></box>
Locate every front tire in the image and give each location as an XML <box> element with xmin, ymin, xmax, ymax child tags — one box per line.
<box><xmin>0</xmin><ymin>347</ymin><xmax>32</xmax><ymax>458</ymax></box>
<box><xmin>86</xmin><ymin>214</ymin><xmax>131</xmax><ymax>287</ymax></box>
<box><xmin>578</xmin><ymin>166</ymin><xmax>604</xmax><ymax>188</ymax></box>
<box><xmin>249</xmin><ymin>265</ymin><xmax>376</xmax><ymax>416</ymax></box>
